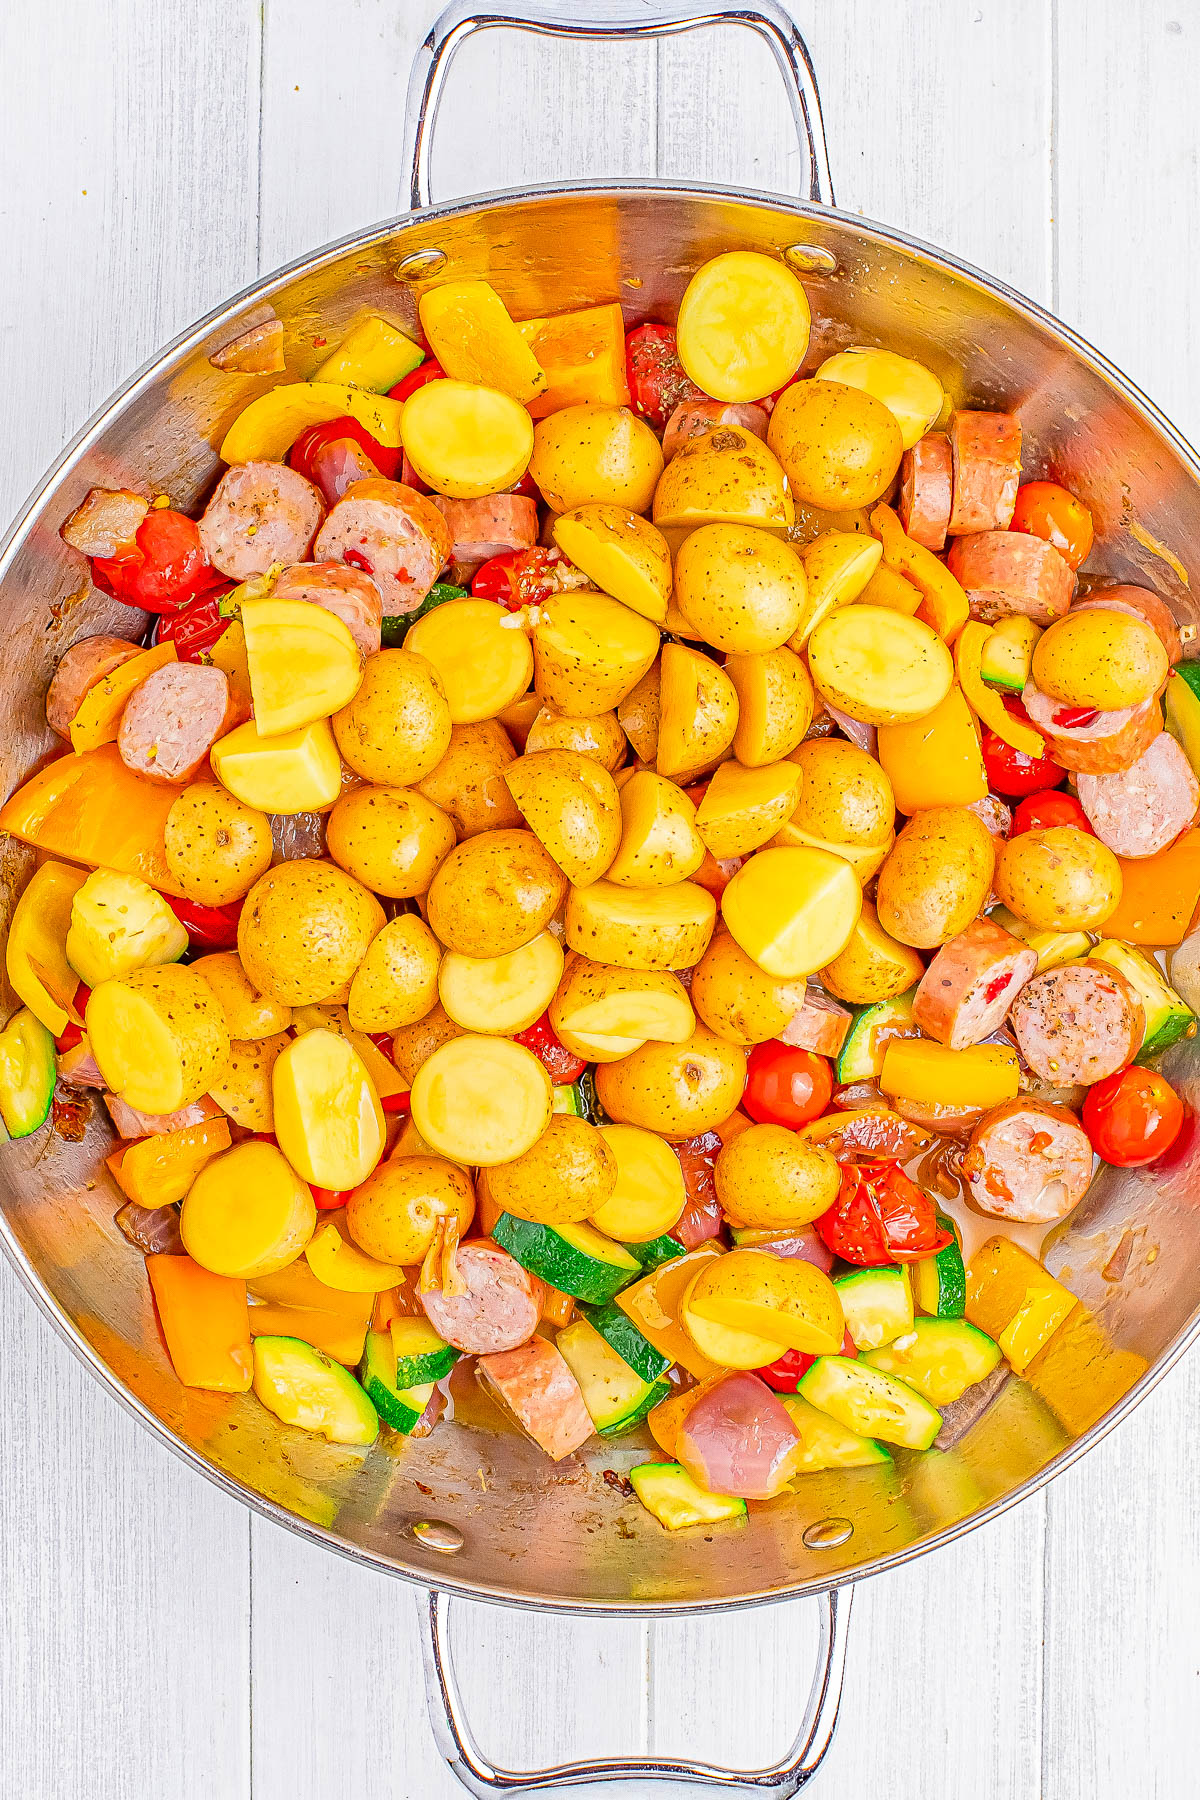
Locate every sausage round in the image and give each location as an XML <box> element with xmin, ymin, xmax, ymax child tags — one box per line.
<box><xmin>946</xmin><ymin>531</ymin><xmax>1075</xmax><ymax>625</ymax></box>
<box><xmin>199</xmin><ymin>462</ymin><xmax>324</xmax><ymax>580</ymax></box>
<box><xmin>271</xmin><ymin>561</ymin><xmax>384</xmax><ymax>659</ymax></box>
<box><xmin>1009</xmin><ymin>964</ymin><xmax>1145</xmax><ymax>1085</ymax></box>
<box><xmin>962</xmin><ymin>1098</ymin><xmax>1093</xmax><ymax>1223</ymax></box>
<box><xmin>947</xmin><ymin>411</ymin><xmax>1022</xmax><ymax>535</ymax></box>
<box><xmin>117</xmin><ymin>662</ymin><xmax>235</xmax><ymax>783</ymax></box>
<box><xmin>418</xmin><ymin>1239</ymin><xmax>540</xmax><ymax>1354</ymax></box>
<box><xmin>898</xmin><ymin>431</ymin><xmax>952</xmax><ymax>550</ymax></box>
<box><xmin>1076</xmin><ymin>730</ymin><xmax>1199</xmax><ymax>858</ymax></box>
<box><xmin>430</xmin><ymin>494</ymin><xmax>539</xmax><ymax>566</ymax></box>
<box><xmin>1021</xmin><ymin>679</ymin><xmax>1163</xmax><ymax>774</ymax></box>
<box><xmin>46</xmin><ymin>635</ymin><xmax>141</xmax><ymax>736</ymax></box>
<box><xmin>662</xmin><ymin>399</ymin><xmax>769</xmax><ymax>461</ymax></box>
<box><xmin>312</xmin><ymin>477</ymin><xmax>452</xmax><ymax>616</ymax></box>
<box><xmin>913</xmin><ymin>917</ymin><xmax>1037</xmax><ymax>1050</ymax></box>
<box><xmin>477</xmin><ymin>1336</ymin><xmax>594</xmax><ymax>1460</ymax></box>
<box><xmin>780</xmin><ymin>984</ymin><xmax>852</xmax><ymax>1057</ymax></box>
<box><xmin>305</xmin><ymin>435</ymin><xmax>381</xmax><ymax>507</ymax></box>
<box><xmin>1077</xmin><ymin>585</ymin><xmax>1182</xmax><ymax>666</ymax></box>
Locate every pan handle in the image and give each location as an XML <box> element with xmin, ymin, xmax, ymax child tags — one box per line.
<box><xmin>401</xmin><ymin>0</ymin><xmax>835</xmax><ymax>211</ymax></box>
<box><xmin>416</xmin><ymin>1583</ymin><xmax>853</xmax><ymax>1797</ymax></box>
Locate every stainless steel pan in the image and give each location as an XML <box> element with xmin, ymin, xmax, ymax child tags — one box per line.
<box><xmin>3</xmin><ymin>2</ymin><xmax>1200</xmax><ymax>1792</ymax></box>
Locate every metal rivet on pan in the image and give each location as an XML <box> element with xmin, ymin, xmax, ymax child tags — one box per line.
<box><xmin>802</xmin><ymin>1517</ymin><xmax>853</xmax><ymax>1550</ymax></box>
<box><xmin>782</xmin><ymin>243</ymin><xmax>838</xmax><ymax>275</ymax></box>
<box><xmin>410</xmin><ymin>1519</ymin><xmax>465</xmax><ymax>1553</ymax></box>
<box><xmin>394</xmin><ymin>247</ymin><xmax>448</xmax><ymax>281</ymax></box>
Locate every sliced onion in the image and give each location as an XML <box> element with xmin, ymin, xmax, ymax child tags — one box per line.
<box><xmin>676</xmin><ymin>1371</ymin><xmax>801</xmax><ymax>1499</ymax></box>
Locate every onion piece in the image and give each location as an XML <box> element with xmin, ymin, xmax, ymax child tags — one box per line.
<box><xmin>676</xmin><ymin>1371</ymin><xmax>803</xmax><ymax>1499</ymax></box>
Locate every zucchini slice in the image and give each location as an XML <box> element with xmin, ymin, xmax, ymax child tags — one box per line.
<box><xmin>979</xmin><ymin>615</ymin><xmax>1040</xmax><ymax>692</ymax></box>
<box><xmin>492</xmin><ymin>1213</ymin><xmax>640</xmax><ymax>1304</ymax></box>
<box><xmin>551</xmin><ymin>1081</ymin><xmax>586</xmax><ymax>1118</ymax></box>
<box><xmin>863</xmin><ymin>1317</ymin><xmax>1002</xmax><ymax>1405</ymax></box>
<box><xmin>835</xmin><ymin>989</ymin><xmax>917</xmax><ymax>1085</ymax></box>
<box><xmin>913</xmin><ymin>1214</ymin><xmax>966</xmax><ymax>1319</ymax></box>
<box><xmin>623</xmin><ymin>1233</ymin><xmax>686</xmax><ymax>1272</ymax></box>
<box><xmin>798</xmin><ymin>1353</ymin><xmax>941</xmax><ymax>1449</ymax></box>
<box><xmin>389</xmin><ymin>1315</ymin><xmax>460</xmax><ymax>1387</ymax></box>
<box><xmin>556</xmin><ymin>1319</ymin><xmax>669</xmax><ymax>1436</ymax></box>
<box><xmin>1089</xmin><ymin>939</ymin><xmax>1196</xmax><ymax>1060</ymax></box>
<box><xmin>0</xmin><ymin>1006</ymin><xmax>56</xmax><ymax>1138</ymax></box>
<box><xmin>629</xmin><ymin>1461</ymin><xmax>747</xmax><ymax>1531</ymax></box>
<box><xmin>781</xmin><ymin>1394</ymin><xmax>892</xmax><ymax>1471</ymax></box>
<box><xmin>577</xmin><ymin>1298</ymin><xmax>672</xmax><ymax>1383</ymax></box>
<box><xmin>253</xmin><ymin>1335</ymin><xmax>379</xmax><ymax>1444</ymax></box>
<box><xmin>834</xmin><ymin>1265</ymin><xmax>913</xmax><ymax>1350</ymax></box>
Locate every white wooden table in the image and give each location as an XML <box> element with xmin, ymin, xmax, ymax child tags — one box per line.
<box><xmin>2</xmin><ymin>3</ymin><xmax>1199</xmax><ymax>1795</ymax></box>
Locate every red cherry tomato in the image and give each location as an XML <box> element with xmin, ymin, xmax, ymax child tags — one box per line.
<box><xmin>513</xmin><ymin>1012</ymin><xmax>586</xmax><ymax>1084</ymax></box>
<box><xmin>980</xmin><ymin>698</ymin><xmax>1065</xmax><ymax>797</ymax></box>
<box><xmin>624</xmin><ymin>323</ymin><xmax>705</xmax><ymax>432</ymax></box>
<box><xmin>387</xmin><ymin>360</ymin><xmax>445</xmax><ymax>403</ymax></box>
<box><xmin>311</xmin><ymin>1187</ymin><xmax>350</xmax><ymax>1210</ymax></box>
<box><xmin>161</xmin><ymin>895</ymin><xmax>243</xmax><ymax>949</ymax></box>
<box><xmin>1010</xmin><ymin>790</ymin><xmax>1094</xmax><ymax>836</ymax></box>
<box><xmin>1010</xmin><ymin>481</ymin><xmax>1094</xmax><ymax>571</ymax></box>
<box><xmin>154</xmin><ymin>588</ymin><xmax>235</xmax><ymax>661</ymax></box>
<box><xmin>288</xmin><ymin>415</ymin><xmax>400</xmax><ymax>482</ymax></box>
<box><xmin>743</xmin><ymin>1042</ymin><xmax>831</xmax><ymax>1130</ymax></box>
<box><xmin>1082</xmin><ymin>1066</ymin><xmax>1185</xmax><ymax>1166</ymax></box>
<box><xmin>815</xmin><ymin>1163</ymin><xmax>953</xmax><ymax>1266</ymax></box>
<box><xmin>91</xmin><ymin>509</ymin><xmax>225</xmax><ymax>614</ymax></box>
<box><xmin>754</xmin><ymin>1331</ymin><xmax>856</xmax><ymax>1392</ymax></box>
<box><xmin>471</xmin><ymin>546</ymin><xmax>578</xmax><ymax>610</ymax></box>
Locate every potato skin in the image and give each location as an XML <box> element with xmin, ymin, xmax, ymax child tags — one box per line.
<box><xmin>332</xmin><ymin>647</ymin><xmax>452</xmax><ymax>785</ymax></box>
<box><xmin>390</xmin><ymin>1001</ymin><xmax>464</xmax><ymax>1085</ymax></box>
<box><xmin>530</xmin><ymin>404</ymin><xmax>664</xmax><ymax>514</ymax></box>
<box><xmin>192</xmin><ymin>951</ymin><xmax>292</xmax><ymax>1039</ymax></box>
<box><xmin>818</xmin><ymin>900</ymin><xmax>924</xmax><ymax>1004</ymax></box>
<box><xmin>345</xmin><ymin>1154</ymin><xmax>475</xmax><ymax>1265</ymax></box>
<box><xmin>876</xmin><ymin>807</ymin><xmax>996</xmax><ymax>949</ymax></box>
<box><xmin>595</xmin><ymin>1026</ymin><xmax>747</xmax><ymax>1140</ymax></box>
<box><xmin>327</xmin><ymin>784</ymin><xmax>456</xmax><ymax>898</ymax></box>
<box><xmin>565</xmin><ymin>878</ymin><xmax>716</xmax><ymax>971</ymax></box>
<box><xmin>426</xmin><ymin>828</ymin><xmax>567</xmax><ymax>957</ymax></box>
<box><xmin>651</xmin><ymin>426</ymin><xmax>793</xmax><ymax>530</ymax></box>
<box><xmin>533</xmin><ymin>591</ymin><xmax>660</xmax><ymax>718</ymax></box>
<box><xmin>478</xmin><ymin>1115</ymin><xmax>617</xmax><ymax>1225</ymax></box>
<box><xmin>164</xmin><ymin>784</ymin><xmax>274</xmax><ymax>906</ymax></box>
<box><xmin>347</xmin><ymin>914</ymin><xmax>441</xmax><ymax>1032</ymax></box>
<box><xmin>238</xmin><ymin>858</ymin><xmax>386</xmax><ymax>1005</ymax></box>
<box><xmin>672</xmin><ymin>524</ymin><xmax>808</xmax><ymax>654</ymax></box>
<box><xmin>789</xmin><ymin>738</ymin><xmax>895</xmax><ymax>847</ymax></box>
<box><xmin>416</xmin><ymin>719</ymin><xmax>524</xmax><ymax>837</ymax></box>
<box><xmin>524</xmin><ymin>705</ymin><xmax>627</xmax><ymax>772</ymax></box>
<box><xmin>690</xmin><ymin>930</ymin><xmax>810</xmax><ymax>1045</ymax></box>
<box><xmin>767</xmin><ymin>379</ymin><xmax>903</xmax><ymax>510</ymax></box>
<box><xmin>713</xmin><ymin>1123</ymin><xmax>841</xmax><ymax>1228</ymax></box>
<box><xmin>208</xmin><ymin>1031</ymin><xmax>289</xmax><ymax>1132</ymax></box>
<box><xmin>995</xmin><ymin>825</ymin><xmax>1122</xmax><ymax>931</ymax></box>
<box><xmin>503</xmin><ymin>748</ymin><xmax>621</xmax><ymax>886</ymax></box>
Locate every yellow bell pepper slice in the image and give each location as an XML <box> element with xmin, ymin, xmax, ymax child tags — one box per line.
<box><xmin>998</xmin><ymin>1282</ymin><xmax>1080</xmax><ymax>1373</ymax></box>
<box><xmin>955</xmin><ymin>620</ymin><xmax>1046</xmax><ymax>758</ymax></box>
<box><xmin>420</xmin><ymin>280</ymin><xmax>547</xmax><ymax>404</ymax></box>
<box><xmin>5</xmin><ymin>860</ymin><xmax>89</xmax><ymax>1034</ymax></box>
<box><xmin>219</xmin><ymin>382</ymin><xmax>405</xmax><ymax>464</ymax></box>
<box><xmin>879</xmin><ymin>1039</ymin><xmax>1020</xmax><ymax>1110</ymax></box>
<box><xmin>870</xmin><ymin>502</ymin><xmax>969</xmax><ymax>643</ymax></box>
<box><xmin>69</xmin><ymin>640</ymin><xmax>177</xmax><ymax>753</ymax></box>
<box><xmin>305</xmin><ymin>1216</ymin><xmax>402</xmax><ymax>1294</ymax></box>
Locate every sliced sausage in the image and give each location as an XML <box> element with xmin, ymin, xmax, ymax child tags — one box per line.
<box><xmin>199</xmin><ymin>462</ymin><xmax>324</xmax><ymax>580</ymax></box>
<box><xmin>967</xmin><ymin>794</ymin><xmax>1012</xmax><ymax>839</ymax></box>
<box><xmin>898</xmin><ymin>431</ymin><xmax>952</xmax><ymax>550</ymax></box>
<box><xmin>662</xmin><ymin>400</ymin><xmax>769</xmax><ymax>462</ymax></box>
<box><xmin>947</xmin><ymin>411</ymin><xmax>1022</xmax><ymax>535</ymax></box>
<box><xmin>312</xmin><ymin>477</ymin><xmax>452</xmax><ymax>616</ymax></box>
<box><xmin>946</xmin><ymin>531</ymin><xmax>1075</xmax><ymax>625</ymax></box>
<box><xmin>962</xmin><ymin>1098</ymin><xmax>1093</xmax><ymax>1223</ymax></box>
<box><xmin>477</xmin><ymin>1335</ymin><xmax>594</xmax><ymax>1460</ymax></box>
<box><xmin>60</xmin><ymin>487</ymin><xmax>149</xmax><ymax>557</ymax></box>
<box><xmin>1076</xmin><ymin>584</ymin><xmax>1183</xmax><ymax>666</ymax></box>
<box><xmin>1021</xmin><ymin>679</ymin><xmax>1163</xmax><ymax>774</ymax></box>
<box><xmin>780</xmin><ymin>984</ymin><xmax>852</xmax><ymax>1057</ymax></box>
<box><xmin>271</xmin><ymin>561</ymin><xmax>384</xmax><ymax>659</ymax></box>
<box><xmin>913</xmin><ymin>917</ymin><xmax>1037</xmax><ymax>1050</ymax></box>
<box><xmin>105</xmin><ymin>1093</ymin><xmax>225</xmax><ymax>1138</ymax></box>
<box><xmin>117</xmin><ymin>662</ymin><xmax>235</xmax><ymax>783</ymax></box>
<box><xmin>1077</xmin><ymin>730</ymin><xmax>1198</xmax><ymax>858</ymax></box>
<box><xmin>893</xmin><ymin>1095</ymin><xmax>986</xmax><ymax>1136</ymax></box>
<box><xmin>305</xmin><ymin>436</ymin><xmax>380</xmax><ymax>507</ymax></box>
<box><xmin>418</xmin><ymin>1239</ymin><xmax>540</xmax><ymax>1354</ymax></box>
<box><xmin>1010</xmin><ymin>964</ymin><xmax>1145</xmax><ymax>1085</ymax></box>
<box><xmin>429</xmin><ymin>494</ymin><xmax>539</xmax><ymax>566</ymax></box>
<box><xmin>46</xmin><ymin>635</ymin><xmax>142</xmax><ymax>736</ymax></box>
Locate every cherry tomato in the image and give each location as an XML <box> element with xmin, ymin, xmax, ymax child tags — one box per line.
<box><xmin>743</xmin><ymin>1042</ymin><xmax>832</xmax><ymax>1130</ymax></box>
<box><xmin>754</xmin><ymin>1331</ymin><xmax>856</xmax><ymax>1392</ymax></box>
<box><xmin>1010</xmin><ymin>790</ymin><xmax>1094</xmax><ymax>836</ymax></box>
<box><xmin>1010</xmin><ymin>481</ymin><xmax>1094</xmax><ymax>571</ymax></box>
<box><xmin>311</xmin><ymin>1187</ymin><xmax>350</xmax><ymax>1210</ymax></box>
<box><xmin>154</xmin><ymin>588</ymin><xmax>235</xmax><ymax>661</ymax></box>
<box><xmin>689</xmin><ymin>850</ymin><xmax>743</xmax><ymax>899</ymax></box>
<box><xmin>387</xmin><ymin>360</ymin><xmax>445</xmax><ymax>403</ymax></box>
<box><xmin>624</xmin><ymin>323</ymin><xmax>705</xmax><ymax>432</ymax></box>
<box><xmin>513</xmin><ymin>1012</ymin><xmax>586</xmax><ymax>1084</ymax></box>
<box><xmin>815</xmin><ymin>1163</ymin><xmax>953</xmax><ymax>1266</ymax></box>
<box><xmin>161</xmin><ymin>895</ymin><xmax>243</xmax><ymax>949</ymax></box>
<box><xmin>1082</xmin><ymin>1066</ymin><xmax>1185</xmax><ymax>1166</ymax></box>
<box><xmin>288</xmin><ymin>415</ymin><xmax>400</xmax><ymax>482</ymax></box>
<box><xmin>471</xmin><ymin>546</ymin><xmax>578</xmax><ymax>610</ymax></box>
<box><xmin>91</xmin><ymin>509</ymin><xmax>225</xmax><ymax>614</ymax></box>
<box><xmin>980</xmin><ymin>697</ymin><xmax>1065</xmax><ymax>797</ymax></box>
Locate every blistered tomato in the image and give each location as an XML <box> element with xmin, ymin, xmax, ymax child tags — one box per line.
<box><xmin>155</xmin><ymin>588</ymin><xmax>235</xmax><ymax>661</ymax></box>
<box><xmin>91</xmin><ymin>509</ymin><xmax>225</xmax><ymax>614</ymax></box>
<box><xmin>1011</xmin><ymin>481</ymin><xmax>1095</xmax><ymax>570</ymax></box>
<box><xmin>513</xmin><ymin>1012</ymin><xmax>586</xmax><ymax>1084</ymax></box>
<box><xmin>387</xmin><ymin>360</ymin><xmax>445</xmax><ymax>403</ymax></box>
<box><xmin>1082</xmin><ymin>1066</ymin><xmax>1185</xmax><ymax>1166</ymax></box>
<box><xmin>754</xmin><ymin>1331</ymin><xmax>856</xmax><ymax>1392</ymax></box>
<box><xmin>815</xmin><ymin>1163</ymin><xmax>953</xmax><ymax>1266</ymax></box>
<box><xmin>1010</xmin><ymin>790</ymin><xmax>1094</xmax><ymax>836</ymax></box>
<box><xmin>288</xmin><ymin>414</ymin><xmax>401</xmax><ymax>482</ymax></box>
<box><xmin>472</xmin><ymin>546</ymin><xmax>579</xmax><ymax>609</ymax></box>
<box><xmin>980</xmin><ymin>697</ymin><xmax>1065</xmax><ymax>797</ymax></box>
<box><xmin>743</xmin><ymin>1042</ymin><xmax>832</xmax><ymax>1130</ymax></box>
<box><xmin>624</xmin><ymin>323</ymin><xmax>705</xmax><ymax>431</ymax></box>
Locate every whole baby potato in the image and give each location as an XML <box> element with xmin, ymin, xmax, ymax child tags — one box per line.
<box><xmin>390</xmin><ymin>1000</ymin><xmax>464</xmax><ymax>1085</ymax></box>
<box><xmin>332</xmin><ymin>647</ymin><xmax>452</xmax><ymax>785</ymax></box>
<box><xmin>426</xmin><ymin>828</ymin><xmax>568</xmax><ymax>957</ymax></box>
<box><xmin>1031</xmin><ymin>609</ymin><xmax>1168</xmax><ymax>712</ymax></box>
<box><xmin>326</xmin><ymin>784</ymin><xmax>456</xmax><ymax>898</ymax></box>
<box><xmin>818</xmin><ymin>900</ymin><xmax>924</xmax><ymax>1004</ymax></box>
<box><xmin>347</xmin><ymin>914</ymin><xmax>441</xmax><ymax>1032</ymax></box>
<box><xmin>530</xmin><ymin>404</ymin><xmax>665</xmax><ymax>514</ymax></box>
<box><xmin>346</xmin><ymin>1154</ymin><xmax>475</xmax><ymax>1266</ymax></box>
<box><xmin>672</xmin><ymin>524</ymin><xmax>808</xmax><ymax>654</ymax></box>
<box><xmin>995</xmin><ymin>825</ymin><xmax>1123</xmax><ymax>932</ymax></box>
<box><xmin>524</xmin><ymin>705</ymin><xmax>628</xmax><ymax>772</ymax></box>
<box><xmin>689</xmin><ymin>929</ymin><xmax>811</xmax><ymax>1045</ymax></box>
<box><xmin>416</xmin><ymin>719</ymin><xmax>524</xmax><ymax>837</ymax></box>
<box><xmin>504</xmin><ymin>748</ymin><xmax>621</xmax><ymax>886</ymax></box>
<box><xmin>237</xmin><ymin>858</ymin><xmax>386</xmax><ymax>1005</ymax></box>
<box><xmin>875</xmin><ymin>807</ymin><xmax>995</xmax><ymax>949</ymax></box>
<box><xmin>713</xmin><ymin>1123</ymin><xmax>841</xmax><ymax>1228</ymax></box>
<box><xmin>479</xmin><ymin>1115</ymin><xmax>617</xmax><ymax>1226</ymax></box>
<box><xmin>595</xmin><ymin>1025</ymin><xmax>747</xmax><ymax>1140</ymax></box>
<box><xmin>788</xmin><ymin>738</ymin><xmax>895</xmax><ymax>848</ymax></box>
<box><xmin>767</xmin><ymin>379</ymin><xmax>904</xmax><ymax>511</ymax></box>
<box><xmin>164</xmin><ymin>783</ymin><xmax>274</xmax><ymax>906</ymax></box>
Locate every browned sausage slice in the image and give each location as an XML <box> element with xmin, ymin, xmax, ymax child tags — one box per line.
<box><xmin>418</xmin><ymin>1239</ymin><xmax>540</xmax><ymax>1354</ymax></box>
<box><xmin>1021</xmin><ymin>680</ymin><xmax>1163</xmax><ymax>774</ymax></box>
<box><xmin>1076</xmin><ymin>584</ymin><xmax>1182</xmax><ymax>666</ymax></box>
<box><xmin>913</xmin><ymin>917</ymin><xmax>1037</xmax><ymax>1050</ymax></box>
<box><xmin>780</xmin><ymin>984</ymin><xmax>852</xmax><ymax>1057</ymax></box>
<box><xmin>304</xmin><ymin>436</ymin><xmax>381</xmax><ymax>506</ymax></box>
<box><xmin>477</xmin><ymin>1335</ymin><xmax>594</xmax><ymax>1459</ymax></box>
<box><xmin>962</xmin><ymin>1098</ymin><xmax>1093</xmax><ymax>1223</ymax></box>
<box><xmin>312</xmin><ymin>478</ymin><xmax>452</xmax><ymax>616</ymax></box>
<box><xmin>662</xmin><ymin>400</ymin><xmax>769</xmax><ymax>462</ymax></box>
<box><xmin>117</xmin><ymin>662</ymin><xmax>235</xmax><ymax>783</ymax></box>
<box><xmin>46</xmin><ymin>635</ymin><xmax>142</xmax><ymax>737</ymax></box>
<box><xmin>271</xmin><ymin>562</ymin><xmax>384</xmax><ymax>659</ymax></box>
<box><xmin>430</xmin><ymin>494</ymin><xmax>539</xmax><ymax>566</ymax></box>
<box><xmin>60</xmin><ymin>487</ymin><xmax>149</xmax><ymax>556</ymax></box>
<box><xmin>947</xmin><ymin>411</ymin><xmax>1022</xmax><ymax>534</ymax></box>
<box><xmin>1076</xmin><ymin>731</ymin><xmax>1199</xmax><ymax>857</ymax></box>
<box><xmin>946</xmin><ymin>531</ymin><xmax>1075</xmax><ymax>625</ymax></box>
<box><xmin>199</xmin><ymin>462</ymin><xmax>324</xmax><ymax>580</ymax></box>
<box><xmin>898</xmin><ymin>432</ymin><xmax>952</xmax><ymax>550</ymax></box>
<box><xmin>1009</xmin><ymin>964</ymin><xmax>1144</xmax><ymax>1085</ymax></box>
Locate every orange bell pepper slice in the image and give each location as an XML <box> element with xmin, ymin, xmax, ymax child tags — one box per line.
<box><xmin>955</xmin><ymin>620</ymin><xmax>1046</xmax><ymax>759</ymax></box>
<box><xmin>518</xmin><ymin>303</ymin><xmax>631</xmax><ymax>419</ymax></box>
<box><xmin>0</xmin><ymin>743</ymin><xmax>184</xmax><ymax>894</ymax></box>
<box><xmin>1099</xmin><ymin>828</ymin><xmax>1200</xmax><ymax>945</ymax></box>
<box><xmin>107</xmin><ymin>1118</ymin><xmax>232</xmax><ymax>1210</ymax></box>
<box><xmin>147</xmin><ymin>1253</ymin><xmax>253</xmax><ymax>1392</ymax></box>
<box><xmin>247</xmin><ymin>1302</ymin><xmax>368</xmax><ymax>1366</ymax></box>
<box><xmin>539</xmin><ymin>1282</ymin><xmax>575</xmax><ymax>1328</ymax></box>
<box><xmin>870</xmin><ymin>503</ymin><xmax>969</xmax><ymax>642</ymax></box>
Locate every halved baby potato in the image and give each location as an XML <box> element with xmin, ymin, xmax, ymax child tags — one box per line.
<box><xmin>819</xmin><ymin>899</ymin><xmax>925</xmax><ymax>1004</ymax></box>
<box><xmin>616</xmin><ymin>662</ymin><xmax>660</xmax><ymax>764</ymax></box>
<box><xmin>792</xmin><ymin>530</ymin><xmax>883</xmax><ymax>647</ymax></box>
<box><xmin>551</xmin><ymin>953</ymin><xmax>695</xmax><ymax>1044</ymax></box>
<box><xmin>675</xmin><ymin>251</ymin><xmax>811</xmax><ymax>403</ymax></box>
<box><xmin>814</xmin><ymin>347</ymin><xmax>945</xmax><ymax>451</ymax></box>
<box><xmin>591</xmin><ymin>1123</ymin><xmax>688</xmax><ymax>1242</ymax></box>
<box><xmin>694</xmin><ymin>760</ymin><xmax>803</xmax><ymax>859</ymax></box>
<box><xmin>87</xmin><ymin>964</ymin><xmax>230</xmax><ymax>1114</ymax></box>
<box><xmin>726</xmin><ymin>646</ymin><xmax>814</xmax><ymax>766</ymax></box>
<box><xmin>565</xmin><ymin>879</ymin><xmax>716</xmax><ymax>972</ymax></box>
<box><xmin>409</xmin><ymin>1034</ymin><xmax>553</xmax><ymax>1166</ymax></box>
<box><xmin>181</xmin><ymin>1138</ymin><xmax>316</xmax><ymax>1280</ymax></box>
<box><xmin>241</xmin><ymin>597</ymin><xmax>363</xmax><ymax>736</ymax></box>
<box><xmin>652</xmin><ymin>427</ymin><xmax>793</xmax><ymax>533</ymax></box>
<box><xmin>503</xmin><ymin>748</ymin><xmax>621</xmax><ymax>886</ymax></box>
<box><xmin>606</xmin><ymin>770</ymin><xmax>705</xmax><ymax>888</ymax></box>
<box><xmin>347</xmin><ymin>914</ymin><xmax>442</xmax><ymax>1033</ymax></box>
<box><xmin>721</xmin><ymin>845</ymin><xmax>862</xmax><ymax>978</ymax></box>
<box><xmin>552</xmin><ymin>504</ymin><xmax>672</xmax><ymax>624</ymax></box>
<box><xmin>807</xmin><ymin>604</ymin><xmax>953</xmax><ymax>726</ymax></box>
<box><xmin>406</xmin><ymin>598</ymin><xmax>534</xmax><ymax>724</ymax></box>
<box><xmin>438</xmin><ymin>930</ymin><xmax>564</xmax><ymax>1035</ymax></box>
<box><xmin>273</xmin><ymin>1027</ymin><xmax>386</xmax><ymax>1191</ymax></box>
<box><xmin>679</xmin><ymin>1269</ymin><xmax>789</xmax><ymax>1370</ymax></box>
<box><xmin>532</xmin><ymin>591</ymin><xmax>660</xmax><ymax>718</ymax></box>
<box><xmin>401</xmin><ymin>380</ymin><xmax>534</xmax><ymax>498</ymax></box>
<box><xmin>211</xmin><ymin>717</ymin><xmax>343</xmax><ymax>814</ymax></box>
<box><xmin>656</xmin><ymin>643</ymin><xmax>739</xmax><ymax>783</ymax></box>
